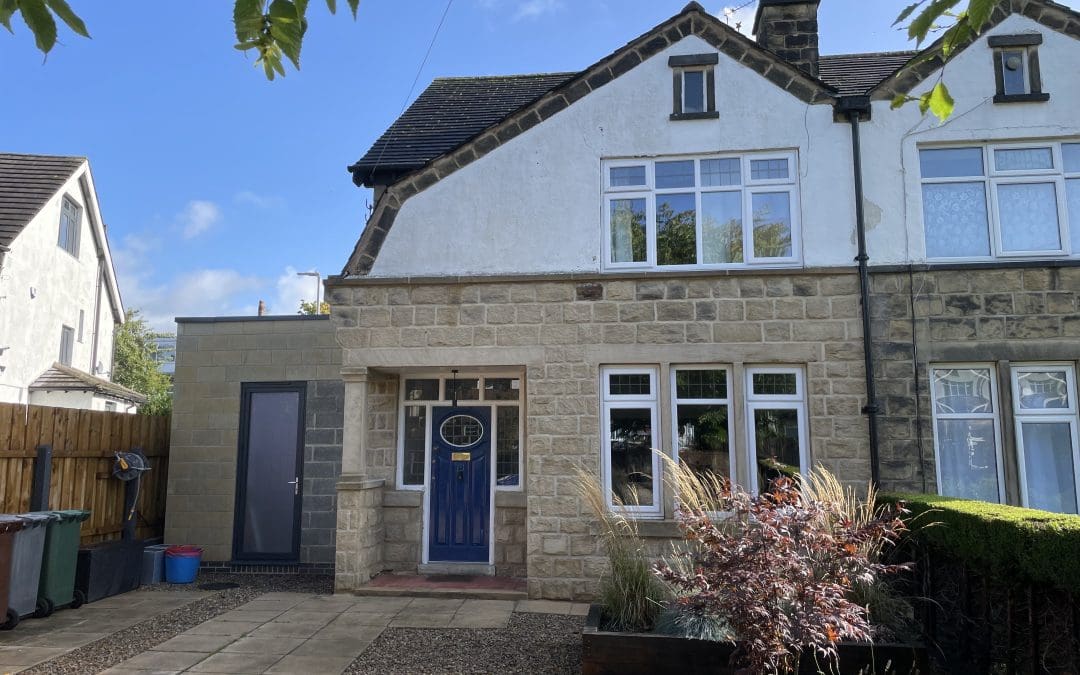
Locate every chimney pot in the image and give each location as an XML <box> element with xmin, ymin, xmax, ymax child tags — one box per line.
<box><xmin>752</xmin><ymin>0</ymin><xmax>821</xmax><ymax>78</ymax></box>
<box><xmin>258</xmin><ymin>300</ymin><xmax>266</xmax><ymax>316</ymax></box>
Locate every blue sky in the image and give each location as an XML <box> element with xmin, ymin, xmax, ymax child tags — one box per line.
<box><xmin>2</xmin><ymin>0</ymin><xmax>1069</xmax><ymax>331</ymax></box>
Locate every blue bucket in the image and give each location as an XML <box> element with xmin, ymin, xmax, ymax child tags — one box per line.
<box><xmin>164</xmin><ymin>545</ymin><xmax>202</xmax><ymax>583</ymax></box>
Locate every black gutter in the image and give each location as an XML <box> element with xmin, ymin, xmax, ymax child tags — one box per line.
<box><xmin>837</xmin><ymin>94</ymin><xmax>881</xmax><ymax>486</ymax></box>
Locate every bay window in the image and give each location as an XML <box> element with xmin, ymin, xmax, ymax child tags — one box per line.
<box><xmin>601</xmin><ymin>367</ymin><xmax>661</xmax><ymax>515</ymax></box>
<box><xmin>603</xmin><ymin>152</ymin><xmax>800</xmax><ymax>270</ymax></box>
<box><xmin>920</xmin><ymin>142</ymin><xmax>1080</xmax><ymax>259</ymax></box>
<box><xmin>1011</xmin><ymin>365</ymin><xmax>1080</xmax><ymax>514</ymax></box>
<box><xmin>929</xmin><ymin>365</ymin><xmax>1004</xmax><ymax>502</ymax></box>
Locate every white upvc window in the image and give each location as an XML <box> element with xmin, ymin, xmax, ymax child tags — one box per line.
<box><xmin>602</xmin><ymin>151</ymin><xmax>801</xmax><ymax>271</ymax></box>
<box><xmin>601</xmin><ymin>366</ymin><xmax>662</xmax><ymax>516</ymax></box>
<box><xmin>1011</xmin><ymin>364</ymin><xmax>1080</xmax><ymax>514</ymax></box>
<box><xmin>929</xmin><ymin>365</ymin><xmax>1005</xmax><ymax>503</ymax></box>
<box><xmin>745</xmin><ymin>367</ymin><xmax>808</xmax><ymax>493</ymax></box>
<box><xmin>671</xmin><ymin>366</ymin><xmax>734</xmax><ymax>485</ymax></box>
<box><xmin>919</xmin><ymin>141</ymin><xmax>1080</xmax><ymax>260</ymax></box>
<box><xmin>396</xmin><ymin>374</ymin><xmax>523</xmax><ymax>492</ymax></box>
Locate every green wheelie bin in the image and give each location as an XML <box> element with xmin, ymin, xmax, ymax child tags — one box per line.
<box><xmin>33</xmin><ymin>510</ymin><xmax>90</xmax><ymax>617</ymax></box>
<box><xmin>0</xmin><ymin>517</ymin><xmax>24</xmax><ymax>629</ymax></box>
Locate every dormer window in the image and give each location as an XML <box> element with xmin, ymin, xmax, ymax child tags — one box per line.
<box><xmin>669</xmin><ymin>54</ymin><xmax>718</xmax><ymax>120</ymax></box>
<box><xmin>989</xmin><ymin>34</ymin><xmax>1048</xmax><ymax>103</ymax></box>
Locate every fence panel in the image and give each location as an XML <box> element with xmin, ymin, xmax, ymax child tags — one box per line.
<box><xmin>0</xmin><ymin>402</ymin><xmax>170</xmax><ymax>544</ymax></box>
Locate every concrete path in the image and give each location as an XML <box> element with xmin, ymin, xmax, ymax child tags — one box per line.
<box><xmin>0</xmin><ymin>590</ymin><xmax>208</xmax><ymax>673</ymax></box>
<box><xmin>104</xmin><ymin>593</ymin><xmax>587</xmax><ymax>675</ymax></box>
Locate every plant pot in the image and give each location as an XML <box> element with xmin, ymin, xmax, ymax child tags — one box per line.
<box><xmin>582</xmin><ymin>605</ymin><xmax>929</xmax><ymax>675</ymax></box>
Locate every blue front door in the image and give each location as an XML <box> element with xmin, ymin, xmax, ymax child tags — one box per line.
<box><xmin>429</xmin><ymin>406</ymin><xmax>491</xmax><ymax>562</ymax></box>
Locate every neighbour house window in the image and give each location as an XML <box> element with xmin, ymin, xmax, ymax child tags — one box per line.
<box><xmin>1011</xmin><ymin>364</ymin><xmax>1080</xmax><ymax>514</ymax></box>
<box><xmin>747</xmin><ymin>367</ymin><xmax>808</xmax><ymax>493</ymax></box>
<box><xmin>920</xmin><ymin>142</ymin><xmax>1080</xmax><ymax>259</ymax></box>
<box><xmin>59</xmin><ymin>325</ymin><xmax>74</xmax><ymax>366</ymax></box>
<box><xmin>78</xmin><ymin>310</ymin><xmax>85</xmax><ymax>343</ymax></box>
<box><xmin>397</xmin><ymin>375</ymin><xmax>522</xmax><ymax>490</ymax></box>
<box><xmin>602</xmin><ymin>366</ymin><xmax>662</xmax><ymax>515</ymax></box>
<box><xmin>104</xmin><ymin>401</ymin><xmax>117</xmax><ymax>412</ymax></box>
<box><xmin>668</xmin><ymin>53</ymin><xmax>718</xmax><ymax>120</ymax></box>
<box><xmin>988</xmin><ymin>34</ymin><xmax>1047</xmax><ymax>103</ymax></box>
<box><xmin>603</xmin><ymin>152</ymin><xmax>800</xmax><ymax>271</ymax></box>
<box><xmin>672</xmin><ymin>367</ymin><xmax>734</xmax><ymax>485</ymax></box>
<box><xmin>929</xmin><ymin>366</ymin><xmax>1004</xmax><ymax>503</ymax></box>
<box><xmin>58</xmin><ymin>196</ymin><xmax>81</xmax><ymax>256</ymax></box>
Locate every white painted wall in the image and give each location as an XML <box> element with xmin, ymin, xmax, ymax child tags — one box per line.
<box><xmin>861</xmin><ymin>14</ymin><xmax>1080</xmax><ymax>264</ymax></box>
<box><xmin>27</xmin><ymin>389</ymin><xmax>138</xmax><ymax>413</ymax></box>
<box><xmin>370</xmin><ymin>35</ymin><xmax>858</xmax><ymax>277</ymax></box>
<box><xmin>0</xmin><ymin>164</ymin><xmax>124</xmax><ymax>404</ymax></box>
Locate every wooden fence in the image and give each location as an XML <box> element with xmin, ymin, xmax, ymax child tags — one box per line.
<box><xmin>0</xmin><ymin>402</ymin><xmax>170</xmax><ymax>544</ymax></box>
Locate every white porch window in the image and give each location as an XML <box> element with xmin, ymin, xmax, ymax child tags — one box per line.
<box><xmin>929</xmin><ymin>365</ymin><xmax>1004</xmax><ymax>503</ymax></box>
<box><xmin>601</xmin><ymin>366</ymin><xmax>661</xmax><ymax>516</ymax></box>
<box><xmin>746</xmin><ymin>367</ymin><xmax>808</xmax><ymax>493</ymax></box>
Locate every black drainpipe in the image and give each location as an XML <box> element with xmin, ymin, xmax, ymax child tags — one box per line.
<box><xmin>836</xmin><ymin>95</ymin><xmax>881</xmax><ymax>486</ymax></box>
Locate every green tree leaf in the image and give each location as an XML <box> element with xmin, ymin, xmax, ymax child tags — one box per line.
<box><xmin>907</xmin><ymin>0</ymin><xmax>961</xmax><ymax>45</ymax></box>
<box><xmin>43</xmin><ymin>0</ymin><xmax>87</xmax><ymax>37</ymax></box>
<box><xmin>18</xmin><ymin>0</ymin><xmax>58</xmax><ymax>53</ymax></box>
<box><xmin>0</xmin><ymin>0</ymin><xmax>19</xmax><ymax>33</ymax></box>
<box><xmin>966</xmin><ymin>0</ymin><xmax>997</xmax><ymax>34</ymax></box>
<box><xmin>113</xmin><ymin>309</ymin><xmax>174</xmax><ymax>416</ymax></box>
<box><xmin>234</xmin><ymin>0</ymin><xmax>264</xmax><ymax>43</ymax></box>
<box><xmin>893</xmin><ymin>1</ymin><xmax>926</xmax><ymax>27</ymax></box>
<box><xmin>345</xmin><ymin>0</ymin><xmax>359</xmax><ymax>18</ymax></box>
<box><xmin>927</xmin><ymin>81</ymin><xmax>955</xmax><ymax>121</ymax></box>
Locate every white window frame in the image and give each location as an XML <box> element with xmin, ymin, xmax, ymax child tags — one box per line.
<box><xmin>920</xmin><ymin>141</ymin><xmax>1080</xmax><ymax>261</ymax></box>
<box><xmin>745</xmin><ymin>366</ymin><xmax>809</xmax><ymax>494</ymax></box>
<box><xmin>601</xmin><ymin>366</ymin><xmax>662</xmax><ymax>517</ymax></box>
<box><xmin>602</xmin><ymin>151</ymin><xmax>801</xmax><ymax>272</ymax></box>
<box><xmin>59</xmin><ymin>325</ymin><xmax>75</xmax><ymax>366</ymax></box>
<box><xmin>395</xmin><ymin>372</ymin><xmax>524</xmax><ymax>493</ymax></box>
<box><xmin>670</xmin><ymin>366</ymin><xmax>735</xmax><ymax>484</ymax></box>
<box><xmin>928</xmin><ymin>363</ymin><xmax>1006</xmax><ymax>503</ymax></box>
<box><xmin>1010</xmin><ymin>363</ymin><xmax>1080</xmax><ymax>512</ymax></box>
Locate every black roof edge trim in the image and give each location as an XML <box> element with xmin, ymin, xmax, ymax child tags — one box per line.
<box><xmin>834</xmin><ymin>95</ymin><xmax>872</xmax><ymax>117</ymax></box>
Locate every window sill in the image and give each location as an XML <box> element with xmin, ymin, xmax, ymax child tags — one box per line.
<box><xmin>993</xmin><ymin>92</ymin><xmax>1050</xmax><ymax>104</ymax></box>
<box><xmin>669</xmin><ymin>111</ymin><xmax>719</xmax><ymax>121</ymax></box>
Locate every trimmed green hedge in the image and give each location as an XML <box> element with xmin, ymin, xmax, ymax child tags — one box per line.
<box><xmin>881</xmin><ymin>492</ymin><xmax>1080</xmax><ymax>594</ymax></box>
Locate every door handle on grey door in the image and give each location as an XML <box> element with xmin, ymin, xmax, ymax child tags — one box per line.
<box><xmin>287</xmin><ymin>478</ymin><xmax>299</xmax><ymax>495</ymax></box>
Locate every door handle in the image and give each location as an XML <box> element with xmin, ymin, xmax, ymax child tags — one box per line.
<box><xmin>287</xmin><ymin>478</ymin><xmax>299</xmax><ymax>495</ymax></box>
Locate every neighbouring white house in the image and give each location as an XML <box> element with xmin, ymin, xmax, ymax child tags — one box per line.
<box><xmin>0</xmin><ymin>153</ymin><xmax>144</xmax><ymax>412</ymax></box>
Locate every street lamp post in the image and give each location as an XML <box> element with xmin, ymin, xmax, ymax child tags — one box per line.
<box><xmin>296</xmin><ymin>270</ymin><xmax>321</xmax><ymax>314</ymax></box>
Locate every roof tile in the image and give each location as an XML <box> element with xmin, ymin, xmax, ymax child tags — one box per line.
<box><xmin>0</xmin><ymin>153</ymin><xmax>85</xmax><ymax>249</ymax></box>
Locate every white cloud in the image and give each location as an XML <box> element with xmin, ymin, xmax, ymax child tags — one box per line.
<box><xmin>273</xmin><ymin>266</ymin><xmax>322</xmax><ymax>316</ymax></box>
<box><xmin>234</xmin><ymin>190</ymin><xmax>285</xmax><ymax>209</ymax></box>
<box><xmin>717</xmin><ymin>2</ymin><xmax>757</xmax><ymax>36</ymax></box>
<box><xmin>116</xmin><ymin>262</ymin><xmax>265</xmax><ymax>333</ymax></box>
<box><xmin>178</xmin><ymin>200</ymin><xmax>222</xmax><ymax>239</ymax></box>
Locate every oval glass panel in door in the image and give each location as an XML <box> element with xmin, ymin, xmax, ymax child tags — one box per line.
<box><xmin>440</xmin><ymin>415</ymin><xmax>484</xmax><ymax>447</ymax></box>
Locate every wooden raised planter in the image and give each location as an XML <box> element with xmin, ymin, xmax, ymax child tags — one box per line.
<box><xmin>582</xmin><ymin>605</ymin><xmax>929</xmax><ymax>675</ymax></box>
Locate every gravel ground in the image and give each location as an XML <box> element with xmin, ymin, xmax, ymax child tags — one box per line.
<box><xmin>346</xmin><ymin>612</ymin><xmax>586</xmax><ymax>675</ymax></box>
<box><xmin>21</xmin><ymin>572</ymin><xmax>333</xmax><ymax>675</ymax></box>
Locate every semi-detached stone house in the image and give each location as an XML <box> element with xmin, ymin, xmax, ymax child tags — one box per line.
<box><xmin>166</xmin><ymin>0</ymin><xmax>1080</xmax><ymax>599</ymax></box>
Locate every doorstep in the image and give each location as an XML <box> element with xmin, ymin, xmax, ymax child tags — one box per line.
<box><xmin>349</xmin><ymin>573</ymin><xmax>527</xmax><ymax>600</ymax></box>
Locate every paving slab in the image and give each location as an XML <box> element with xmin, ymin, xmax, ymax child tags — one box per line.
<box><xmin>264</xmin><ymin>653</ymin><xmax>355</xmax><ymax>674</ymax></box>
<box><xmin>448</xmin><ymin>611</ymin><xmax>512</xmax><ymax>628</ymax></box>
<box><xmin>514</xmin><ymin>599</ymin><xmax>577</xmax><ymax>614</ymax></box>
<box><xmin>153</xmin><ymin>633</ymin><xmax>237</xmax><ymax>653</ymax></box>
<box><xmin>0</xmin><ymin>645</ymin><xmax>67</xmax><ymax>667</ymax></box>
<box><xmin>118</xmin><ymin>650</ymin><xmax>210</xmax><ymax>671</ymax></box>
<box><xmin>221</xmin><ymin>636</ymin><xmax>306</xmax><ymax>655</ymax></box>
<box><xmin>289</xmin><ymin>636</ymin><xmax>377</xmax><ymax>657</ymax></box>
<box><xmin>270</xmin><ymin>610</ymin><xmax>336</xmax><ymax>626</ymax></box>
<box><xmin>216</xmin><ymin>610</ymin><xmax>284</xmax><ymax>623</ymax></box>
<box><xmin>183</xmin><ymin>620</ymin><xmax>263</xmax><ymax>637</ymax></box>
<box><xmin>187</xmin><ymin>651</ymin><xmax>283</xmax><ymax>674</ymax></box>
<box><xmin>344</xmin><ymin>596</ymin><xmax>413</xmax><ymax>612</ymax></box>
<box><xmin>248</xmin><ymin>621</ymin><xmax>325</xmax><ymax>639</ymax></box>
<box><xmin>388</xmin><ymin>613</ymin><xmax>454</xmax><ymax>628</ymax></box>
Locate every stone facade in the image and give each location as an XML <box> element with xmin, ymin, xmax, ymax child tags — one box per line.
<box><xmin>334</xmin><ymin>477</ymin><xmax>384</xmax><ymax>591</ymax></box>
<box><xmin>869</xmin><ymin>263</ymin><xmax>1080</xmax><ymax>500</ymax></box>
<box><xmin>329</xmin><ymin>269</ymin><xmax>872</xmax><ymax>599</ymax></box>
<box><xmin>167</xmin><ymin>316</ymin><xmax>343</xmax><ymax>567</ymax></box>
<box><xmin>753</xmin><ymin>0</ymin><xmax>820</xmax><ymax>77</ymax></box>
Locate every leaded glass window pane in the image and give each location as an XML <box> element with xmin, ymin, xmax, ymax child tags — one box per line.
<box><xmin>496</xmin><ymin>406</ymin><xmax>520</xmax><ymax>486</ymax></box>
<box><xmin>610</xmin><ymin>165</ymin><xmax>646</xmax><ymax>187</ymax></box>
<box><xmin>1016</xmin><ymin>370</ymin><xmax>1071</xmax><ymax>409</ymax></box>
<box><xmin>656</xmin><ymin>161</ymin><xmax>695</xmax><ymax>189</ymax></box>
<box><xmin>676</xmin><ymin>369</ymin><xmax>727</xmax><ymax>399</ymax></box>
<box><xmin>932</xmin><ymin>368</ymin><xmax>994</xmax><ymax>414</ymax></box>
<box><xmin>484</xmin><ymin>378</ymin><xmax>520</xmax><ymax>401</ymax></box>
<box><xmin>751</xmin><ymin>192</ymin><xmax>792</xmax><ymax>258</ymax></box>
<box><xmin>610</xmin><ymin>198</ymin><xmax>646</xmax><ymax>263</ymax></box>
<box><xmin>922</xmin><ymin>182</ymin><xmax>991</xmax><ymax>257</ymax></box>
<box><xmin>700</xmin><ymin>158</ymin><xmax>740</xmax><ymax>187</ymax></box>
<box><xmin>657</xmin><ymin>193</ymin><xmax>696</xmax><ymax>265</ymax></box>
<box><xmin>998</xmin><ymin>182</ymin><xmax>1061</xmax><ymax>252</ymax></box>
<box><xmin>440</xmin><ymin>414</ymin><xmax>484</xmax><ymax>447</ymax></box>
<box><xmin>444</xmin><ymin>378</ymin><xmax>480</xmax><ymax>401</ymax></box>
<box><xmin>404</xmin><ymin>379</ymin><xmax>439</xmax><ymax>401</ymax></box>
<box><xmin>750</xmin><ymin>158</ymin><xmax>789</xmax><ymax>180</ymax></box>
<box><xmin>402</xmin><ymin>405</ymin><xmax>426</xmax><ymax>486</ymax></box>
<box><xmin>609</xmin><ymin>373</ymin><xmax>651</xmax><ymax>396</ymax></box>
<box><xmin>609</xmin><ymin>408</ymin><xmax>654</xmax><ymax>507</ymax></box>
<box><xmin>920</xmin><ymin>148</ymin><xmax>984</xmax><ymax>178</ymax></box>
<box><xmin>701</xmin><ymin>191</ymin><xmax>743</xmax><ymax>264</ymax></box>
<box><xmin>752</xmin><ymin>372</ymin><xmax>797</xmax><ymax>396</ymax></box>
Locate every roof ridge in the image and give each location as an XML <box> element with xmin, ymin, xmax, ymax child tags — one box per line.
<box><xmin>820</xmin><ymin>50</ymin><xmax>918</xmax><ymax>59</ymax></box>
<box><xmin>432</xmin><ymin>72</ymin><xmax>579</xmax><ymax>81</ymax></box>
<box><xmin>0</xmin><ymin>152</ymin><xmax>87</xmax><ymax>162</ymax></box>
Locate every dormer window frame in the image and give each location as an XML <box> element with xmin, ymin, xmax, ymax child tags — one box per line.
<box><xmin>989</xmin><ymin>33</ymin><xmax>1049</xmax><ymax>104</ymax></box>
<box><xmin>669</xmin><ymin>53</ymin><xmax>719</xmax><ymax>121</ymax></box>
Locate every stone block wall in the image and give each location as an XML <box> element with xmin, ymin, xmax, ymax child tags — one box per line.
<box><xmin>330</xmin><ymin>270</ymin><xmax>871</xmax><ymax>599</ymax></box>
<box><xmin>335</xmin><ymin>479</ymin><xmax>384</xmax><ymax>591</ymax></box>
<box><xmin>869</xmin><ymin>264</ymin><xmax>1080</xmax><ymax>498</ymax></box>
<box><xmin>167</xmin><ymin>316</ymin><xmax>343</xmax><ymax>566</ymax></box>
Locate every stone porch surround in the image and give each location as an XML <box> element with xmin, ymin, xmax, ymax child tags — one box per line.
<box><xmin>328</xmin><ymin>268</ymin><xmax>873</xmax><ymax>600</ymax></box>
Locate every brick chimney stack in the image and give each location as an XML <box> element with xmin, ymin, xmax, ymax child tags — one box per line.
<box><xmin>752</xmin><ymin>0</ymin><xmax>821</xmax><ymax>78</ymax></box>
<box><xmin>257</xmin><ymin>300</ymin><xmax>266</xmax><ymax>316</ymax></box>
